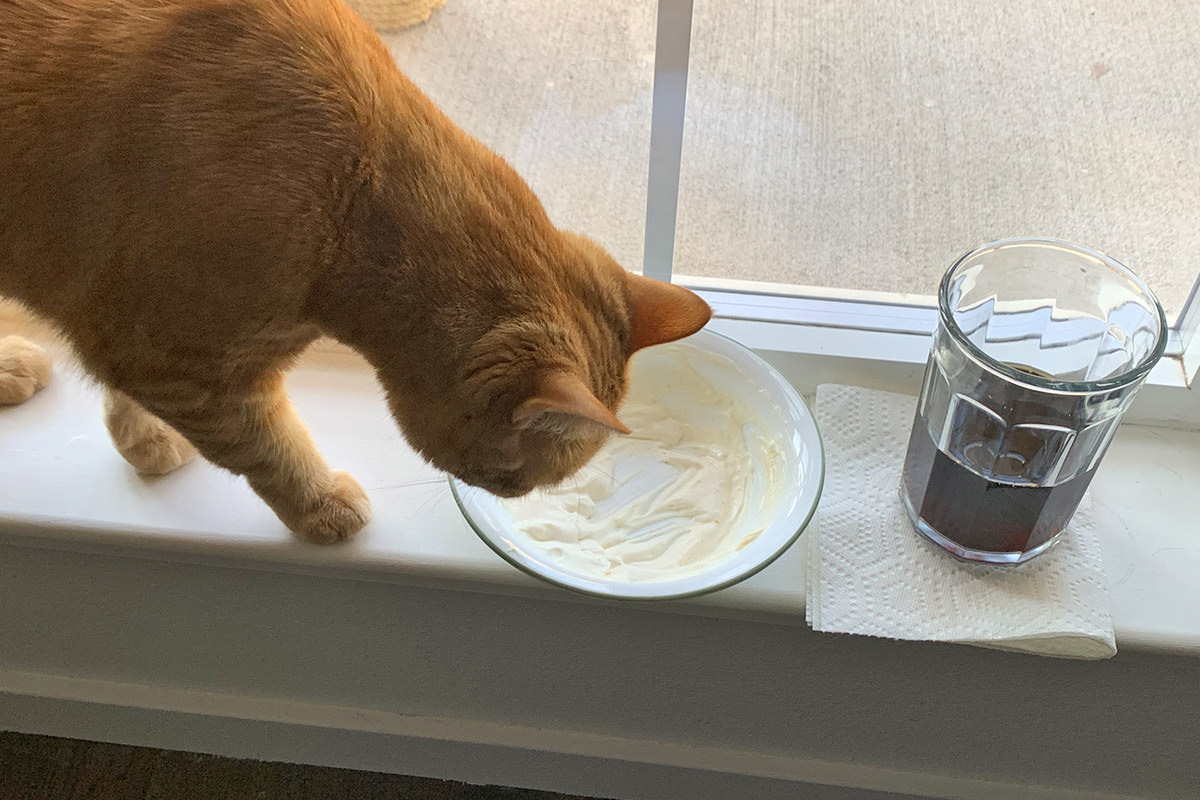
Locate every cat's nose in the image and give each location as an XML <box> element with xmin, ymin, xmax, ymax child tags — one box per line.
<box><xmin>463</xmin><ymin>470</ymin><xmax>530</xmax><ymax>498</ymax></box>
<box><xmin>486</xmin><ymin>479</ymin><xmax>529</xmax><ymax>498</ymax></box>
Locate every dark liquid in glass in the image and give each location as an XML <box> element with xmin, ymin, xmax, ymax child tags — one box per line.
<box><xmin>902</xmin><ymin>363</ymin><xmax>1093</xmax><ymax>556</ymax></box>
<box><xmin>902</xmin><ymin>424</ymin><xmax>1095</xmax><ymax>555</ymax></box>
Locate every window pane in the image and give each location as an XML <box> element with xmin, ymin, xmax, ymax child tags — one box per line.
<box><xmin>676</xmin><ymin>0</ymin><xmax>1200</xmax><ymax>320</ymax></box>
<box><xmin>381</xmin><ymin>1</ymin><xmax>655</xmax><ymax>272</ymax></box>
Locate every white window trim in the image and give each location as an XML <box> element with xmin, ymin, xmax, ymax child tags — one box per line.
<box><xmin>685</xmin><ymin>277</ymin><xmax>1199</xmax><ymax>426</ymax></box>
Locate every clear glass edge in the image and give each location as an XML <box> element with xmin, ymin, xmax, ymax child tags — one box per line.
<box><xmin>937</xmin><ymin>237</ymin><xmax>1171</xmax><ymax>395</ymax></box>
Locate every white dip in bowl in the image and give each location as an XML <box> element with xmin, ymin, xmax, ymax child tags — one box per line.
<box><xmin>450</xmin><ymin>328</ymin><xmax>824</xmax><ymax>600</ymax></box>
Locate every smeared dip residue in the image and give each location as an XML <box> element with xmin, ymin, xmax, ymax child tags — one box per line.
<box><xmin>502</xmin><ymin>341</ymin><xmax>787</xmax><ymax>583</ymax></box>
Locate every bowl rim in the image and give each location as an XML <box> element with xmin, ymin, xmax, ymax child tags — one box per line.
<box><xmin>448</xmin><ymin>327</ymin><xmax>826</xmax><ymax>602</ymax></box>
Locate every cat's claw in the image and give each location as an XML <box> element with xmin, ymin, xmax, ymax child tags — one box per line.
<box><xmin>0</xmin><ymin>335</ymin><xmax>52</xmax><ymax>406</ymax></box>
<box><xmin>294</xmin><ymin>471</ymin><xmax>371</xmax><ymax>544</ymax></box>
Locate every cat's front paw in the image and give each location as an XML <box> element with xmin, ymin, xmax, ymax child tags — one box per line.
<box><xmin>294</xmin><ymin>471</ymin><xmax>371</xmax><ymax>544</ymax></box>
<box><xmin>104</xmin><ymin>391</ymin><xmax>198</xmax><ymax>475</ymax></box>
<box><xmin>115</xmin><ymin>424</ymin><xmax>199</xmax><ymax>476</ymax></box>
<box><xmin>0</xmin><ymin>336</ymin><xmax>52</xmax><ymax>406</ymax></box>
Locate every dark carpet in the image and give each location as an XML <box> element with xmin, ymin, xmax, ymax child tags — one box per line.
<box><xmin>0</xmin><ymin>732</ymin><xmax>608</xmax><ymax>800</ymax></box>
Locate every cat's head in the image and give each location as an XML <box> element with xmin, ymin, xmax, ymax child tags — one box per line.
<box><xmin>411</xmin><ymin>235</ymin><xmax>711</xmax><ymax>498</ymax></box>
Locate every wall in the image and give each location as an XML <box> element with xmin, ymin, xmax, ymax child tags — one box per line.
<box><xmin>1</xmin><ymin>543</ymin><xmax>1196</xmax><ymax>799</ymax></box>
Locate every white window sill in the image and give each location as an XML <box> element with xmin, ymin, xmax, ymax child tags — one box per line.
<box><xmin>3</xmin><ymin>320</ymin><xmax>1198</xmax><ymax>657</ymax></box>
<box><xmin>5</xmin><ymin>314</ymin><xmax>1200</xmax><ymax>799</ymax></box>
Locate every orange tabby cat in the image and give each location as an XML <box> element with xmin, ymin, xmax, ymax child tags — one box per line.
<box><xmin>0</xmin><ymin>0</ymin><xmax>711</xmax><ymax>542</ymax></box>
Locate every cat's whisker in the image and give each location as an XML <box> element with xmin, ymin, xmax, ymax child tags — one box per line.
<box><xmin>409</xmin><ymin>488</ymin><xmax>446</xmax><ymax>519</ymax></box>
<box><xmin>577</xmin><ymin>463</ymin><xmax>615</xmax><ymax>482</ymax></box>
<box><xmin>374</xmin><ymin>477</ymin><xmax>447</xmax><ymax>491</ymax></box>
<box><xmin>571</xmin><ymin>474</ymin><xmax>588</xmax><ymax>539</ymax></box>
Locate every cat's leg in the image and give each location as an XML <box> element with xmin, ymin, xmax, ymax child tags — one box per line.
<box><xmin>104</xmin><ymin>389</ymin><xmax>198</xmax><ymax>475</ymax></box>
<box><xmin>134</xmin><ymin>371</ymin><xmax>370</xmax><ymax>543</ymax></box>
<box><xmin>0</xmin><ymin>335</ymin><xmax>52</xmax><ymax>405</ymax></box>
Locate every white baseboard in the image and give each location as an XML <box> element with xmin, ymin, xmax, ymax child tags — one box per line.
<box><xmin>0</xmin><ymin>668</ymin><xmax>1163</xmax><ymax>800</ymax></box>
<box><xmin>1</xmin><ymin>533</ymin><xmax>1196</xmax><ymax>800</ymax></box>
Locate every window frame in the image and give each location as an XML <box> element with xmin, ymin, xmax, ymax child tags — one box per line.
<box><xmin>644</xmin><ymin>0</ymin><xmax>1199</xmax><ymax>419</ymax></box>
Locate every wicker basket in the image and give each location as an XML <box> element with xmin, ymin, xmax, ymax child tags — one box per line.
<box><xmin>345</xmin><ymin>0</ymin><xmax>447</xmax><ymax>31</ymax></box>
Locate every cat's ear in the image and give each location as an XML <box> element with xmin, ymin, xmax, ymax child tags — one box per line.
<box><xmin>512</xmin><ymin>372</ymin><xmax>631</xmax><ymax>435</ymax></box>
<box><xmin>625</xmin><ymin>272</ymin><xmax>712</xmax><ymax>353</ymax></box>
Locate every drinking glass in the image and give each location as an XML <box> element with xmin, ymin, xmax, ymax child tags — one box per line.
<box><xmin>901</xmin><ymin>238</ymin><xmax>1167</xmax><ymax>564</ymax></box>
